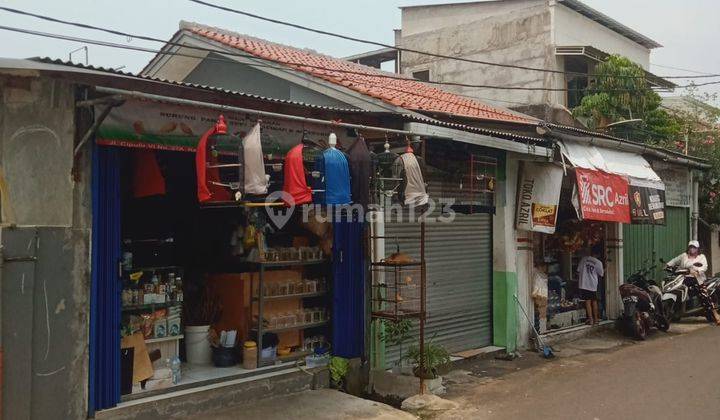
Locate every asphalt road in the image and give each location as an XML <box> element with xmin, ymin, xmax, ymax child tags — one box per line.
<box><xmin>440</xmin><ymin>323</ymin><xmax>720</xmax><ymax>420</ymax></box>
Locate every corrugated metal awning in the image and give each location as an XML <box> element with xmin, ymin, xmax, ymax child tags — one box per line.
<box><xmin>560</xmin><ymin>139</ymin><xmax>662</xmax><ymax>182</ymax></box>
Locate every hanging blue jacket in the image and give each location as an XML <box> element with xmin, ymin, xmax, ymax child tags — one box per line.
<box><xmin>315</xmin><ymin>148</ymin><xmax>351</xmax><ymax>205</ymax></box>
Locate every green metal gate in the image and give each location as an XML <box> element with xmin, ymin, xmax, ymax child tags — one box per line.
<box><xmin>623</xmin><ymin>207</ymin><xmax>690</xmax><ymax>281</ymax></box>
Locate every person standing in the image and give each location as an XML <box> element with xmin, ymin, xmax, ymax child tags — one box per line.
<box><xmin>578</xmin><ymin>249</ymin><xmax>604</xmax><ymax>325</ymax></box>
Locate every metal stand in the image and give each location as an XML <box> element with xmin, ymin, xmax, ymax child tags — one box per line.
<box><xmin>370</xmin><ymin>221</ymin><xmax>427</xmax><ymax>393</ymax></box>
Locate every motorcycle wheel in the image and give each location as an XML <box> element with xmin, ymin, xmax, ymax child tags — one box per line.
<box><xmin>662</xmin><ymin>300</ymin><xmax>676</xmax><ymax>322</ymax></box>
<box><xmin>633</xmin><ymin>313</ymin><xmax>647</xmax><ymax>340</ymax></box>
<box><xmin>656</xmin><ymin>316</ymin><xmax>670</xmax><ymax>332</ymax></box>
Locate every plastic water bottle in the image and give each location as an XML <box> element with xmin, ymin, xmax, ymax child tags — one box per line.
<box><xmin>170</xmin><ymin>356</ymin><xmax>182</xmax><ymax>384</ymax></box>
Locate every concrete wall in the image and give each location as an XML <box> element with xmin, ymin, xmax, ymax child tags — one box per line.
<box><xmin>399</xmin><ymin>0</ymin><xmax>652</xmax><ymax>108</ymax></box>
<box><xmin>551</xmin><ymin>3</ymin><xmax>651</xmax><ymax>69</ymax></box>
<box><xmin>492</xmin><ymin>153</ymin><xmax>520</xmax><ymax>351</ymax></box>
<box><xmin>399</xmin><ymin>0</ymin><xmax>554</xmax><ymax>107</ymax></box>
<box><xmin>1</xmin><ymin>76</ymin><xmax>92</xmax><ymax>420</ymax></box>
<box><xmin>183</xmin><ymin>53</ymin><xmax>354</xmax><ymax>109</ymax></box>
<box><xmin>1</xmin><ymin>77</ymin><xmax>76</xmax><ymax>226</ymax></box>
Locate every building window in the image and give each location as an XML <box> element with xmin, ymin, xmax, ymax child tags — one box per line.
<box><xmin>565</xmin><ymin>57</ymin><xmax>589</xmax><ymax>109</ymax></box>
<box><xmin>412</xmin><ymin>70</ymin><xmax>430</xmax><ymax>82</ymax></box>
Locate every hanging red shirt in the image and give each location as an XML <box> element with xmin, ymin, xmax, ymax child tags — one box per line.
<box><xmin>133</xmin><ymin>149</ymin><xmax>166</xmax><ymax>198</ymax></box>
<box><xmin>282</xmin><ymin>144</ymin><xmax>312</xmax><ymax>206</ymax></box>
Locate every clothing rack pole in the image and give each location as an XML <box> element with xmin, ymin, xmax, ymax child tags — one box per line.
<box><xmin>89</xmin><ymin>86</ymin><xmax>419</xmax><ymax>137</ymax></box>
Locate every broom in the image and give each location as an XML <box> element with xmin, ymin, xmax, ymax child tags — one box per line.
<box><xmin>514</xmin><ymin>294</ymin><xmax>555</xmax><ymax>359</ymax></box>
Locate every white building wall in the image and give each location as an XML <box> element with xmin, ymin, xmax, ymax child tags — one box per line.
<box><xmin>551</xmin><ymin>3</ymin><xmax>651</xmax><ymax>68</ymax></box>
<box><xmin>399</xmin><ymin>0</ymin><xmax>554</xmax><ymax>107</ymax></box>
<box><xmin>399</xmin><ymin>0</ymin><xmax>654</xmax><ymax>108</ymax></box>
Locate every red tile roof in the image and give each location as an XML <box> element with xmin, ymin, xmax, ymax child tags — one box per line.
<box><xmin>187</xmin><ymin>25</ymin><xmax>536</xmax><ymax>125</ymax></box>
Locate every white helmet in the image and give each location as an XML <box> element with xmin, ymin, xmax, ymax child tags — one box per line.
<box><xmin>688</xmin><ymin>240</ymin><xmax>700</xmax><ymax>249</ymax></box>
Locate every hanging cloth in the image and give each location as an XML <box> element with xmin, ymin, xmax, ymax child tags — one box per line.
<box><xmin>347</xmin><ymin>137</ymin><xmax>372</xmax><ymax>209</ymax></box>
<box><xmin>316</xmin><ymin>148</ymin><xmax>351</xmax><ymax>205</ymax></box>
<box><xmin>195</xmin><ymin>118</ymin><xmax>232</xmax><ymax>203</ymax></box>
<box><xmin>282</xmin><ymin>143</ymin><xmax>312</xmax><ymax>206</ymax></box>
<box><xmin>132</xmin><ymin>149</ymin><xmax>166</xmax><ymax>198</ymax></box>
<box><xmin>398</xmin><ymin>152</ymin><xmax>429</xmax><ymax>206</ymax></box>
<box><xmin>243</xmin><ymin>123</ymin><xmax>268</xmax><ymax>195</ymax></box>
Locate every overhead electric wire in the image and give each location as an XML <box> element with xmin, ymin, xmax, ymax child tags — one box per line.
<box><xmin>3</xmin><ymin>5</ymin><xmax>718</xmax><ymax>83</ymax></box>
<box><xmin>0</xmin><ymin>24</ymin><xmax>543</xmax><ymax>121</ymax></box>
<box><xmin>6</xmin><ymin>23</ymin><xmax>720</xmax><ymax>96</ymax></box>
<box><xmin>186</xmin><ymin>0</ymin><xmax>720</xmax><ymax>81</ymax></box>
<box><xmin>651</xmin><ymin>62</ymin><xmax>717</xmax><ymax>76</ymax></box>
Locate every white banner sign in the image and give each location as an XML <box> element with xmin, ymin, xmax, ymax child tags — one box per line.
<box><xmin>516</xmin><ymin>162</ymin><xmax>564</xmax><ymax>234</ymax></box>
<box><xmin>656</xmin><ymin>168</ymin><xmax>691</xmax><ymax>207</ymax></box>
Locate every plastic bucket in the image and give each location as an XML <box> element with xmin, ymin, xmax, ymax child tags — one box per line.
<box><xmin>185</xmin><ymin>325</ymin><xmax>212</xmax><ymax>365</ymax></box>
<box><xmin>212</xmin><ymin>346</ymin><xmax>237</xmax><ymax>367</ymax></box>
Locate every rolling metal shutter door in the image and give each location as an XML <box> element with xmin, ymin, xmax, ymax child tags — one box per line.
<box><xmin>384</xmin><ymin>212</ymin><xmax>493</xmax><ymax>364</ymax></box>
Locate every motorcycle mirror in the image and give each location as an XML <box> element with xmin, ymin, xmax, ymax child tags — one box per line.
<box><xmin>694</xmin><ymin>262</ymin><xmax>704</xmax><ymax>267</ymax></box>
<box><xmin>658</xmin><ymin>258</ymin><xmax>666</xmax><ymax>264</ymax></box>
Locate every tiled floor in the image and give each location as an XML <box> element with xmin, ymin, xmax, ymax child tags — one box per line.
<box><xmin>131</xmin><ymin>360</ymin><xmax>296</xmax><ymax>396</ymax></box>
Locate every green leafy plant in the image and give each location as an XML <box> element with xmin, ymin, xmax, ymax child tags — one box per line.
<box><xmin>572</xmin><ymin>54</ymin><xmax>681</xmax><ymax>143</ymax></box>
<box><xmin>379</xmin><ymin>318</ymin><xmax>413</xmax><ymax>367</ymax></box>
<box><xmin>329</xmin><ymin>356</ymin><xmax>350</xmax><ymax>389</ymax></box>
<box><xmin>404</xmin><ymin>341</ymin><xmax>451</xmax><ymax>379</ymax></box>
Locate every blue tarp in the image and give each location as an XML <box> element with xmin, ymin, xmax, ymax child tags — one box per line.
<box><xmin>331</xmin><ymin>211</ymin><xmax>365</xmax><ymax>358</ymax></box>
<box><xmin>89</xmin><ymin>145</ymin><xmax>122</xmax><ymax>414</ymax></box>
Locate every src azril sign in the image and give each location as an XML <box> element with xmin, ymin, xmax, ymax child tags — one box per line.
<box><xmin>575</xmin><ymin>168</ymin><xmax>630</xmax><ymax>223</ymax></box>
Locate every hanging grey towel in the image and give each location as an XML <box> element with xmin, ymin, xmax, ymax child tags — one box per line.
<box><xmin>243</xmin><ymin>123</ymin><xmax>268</xmax><ymax>195</ymax></box>
<box><xmin>400</xmin><ymin>152</ymin><xmax>429</xmax><ymax>206</ymax></box>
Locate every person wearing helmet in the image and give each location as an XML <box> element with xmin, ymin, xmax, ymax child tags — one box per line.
<box><xmin>667</xmin><ymin>240</ymin><xmax>720</xmax><ymax>325</ymax></box>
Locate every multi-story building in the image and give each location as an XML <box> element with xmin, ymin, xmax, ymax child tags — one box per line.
<box><xmin>350</xmin><ymin>0</ymin><xmax>674</xmax><ymax>123</ymax></box>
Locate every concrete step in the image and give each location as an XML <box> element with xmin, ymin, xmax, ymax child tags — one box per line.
<box><xmin>94</xmin><ymin>366</ymin><xmax>328</xmax><ymax>420</ymax></box>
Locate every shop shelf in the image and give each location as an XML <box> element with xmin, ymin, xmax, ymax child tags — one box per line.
<box><xmin>254</xmin><ymin>259</ymin><xmax>328</xmax><ymax>268</ymax></box>
<box><xmin>121</xmin><ymin>302</ymin><xmax>182</xmax><ymax>312</ymax></box>
<box><xmin>370</xmin><ymin>261</ymin><xmax>422</xmax><ymax>267</ymax></box>
<box><xmin>253</xmin><ymin>291</ymin><xmax>326</xmax><ymax>301</ymax></box>
<box><xmin>123</xmin><ymin>265</ymin><xmax>180</xmax><ymax>272</ymax></box>
<box><xmin>277</xmin><ymin>350</ymin><xmax>312</xmax><ymax>363</ymax></box>
<box><xmin>252</xmin><ymin>320</ymin><xmax>329</xmax><ymax>334</ymax></box>
<box><xmin>145</xmin><ymin>334</ymin><xmax>184</xmax><ymax>344</ymax></box>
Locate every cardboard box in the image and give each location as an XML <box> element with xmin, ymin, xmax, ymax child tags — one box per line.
<box><xmin>153</xmin><ymin>319</ymin><xmax>168</xmax><ymax>338</ymax></box>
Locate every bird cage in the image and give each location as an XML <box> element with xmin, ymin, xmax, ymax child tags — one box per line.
<box><xmin>370</xmin><ymin>225</ymin><xmax>426</xmax><ymax>321</ymax></box>
<box><xmin>458</xmin><ymin>154</ymin><xmax>497</xmax><ymax>212</ymax></box>
<box><xmin>371</xmin><ymin>139</ymin><xmax>402</xmax><ymax>208</ymax></box>
<box><xmin>197</xmin><ymin>115</ymin><xmax>245</xmax><ymax>203</ymax></box>
<box><xmin>371</xmin><ymin>261</ymin><xmax>423</xmax><ymax>319</ymax></box>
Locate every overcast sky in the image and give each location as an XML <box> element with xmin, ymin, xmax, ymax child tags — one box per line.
<box><xmin>1</xmin><ymin>0</ymin><xmax>718</xmax><ymax>102</ymax></box>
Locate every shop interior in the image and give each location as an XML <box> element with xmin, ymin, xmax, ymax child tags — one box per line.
<box><xmin>117</xmin><ymin>141</ymin><xmax>333</xmax><ymax>396</ymax></box>
<box><xmin>533</xmin><ymin>173</ymin><xmax>607</xmax><ymax>332</ymax></box>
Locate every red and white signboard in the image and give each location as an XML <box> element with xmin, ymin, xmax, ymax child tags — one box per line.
<box><xmin>575</xmin><ymin>168</ymin><xmax>630</xmax><ymax>223</ymax></box>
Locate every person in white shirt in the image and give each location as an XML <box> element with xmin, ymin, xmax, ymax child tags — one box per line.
<box><xmin>666</xmin><ymin>240</ymin><xmax>708</xmax><ymax>283</ymax></box>
<box><xmin>666</xmin><ymin>240</ymin><xmax>720</xmax><ymax>325</ymax></box>
<box><xmin>578</xmin><ymin>249</ymin><xmax>604</xmax><ymax>326</ymax></box>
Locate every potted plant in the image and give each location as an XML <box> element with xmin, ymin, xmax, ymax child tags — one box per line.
<box><xmin>379</xmin><ymin>319</ymin><xmax>413</xmax><ymax>373</ymax></box>
<box><xmin>404</xmin><ymin>341</ymin><xmax>451</xmax><ymax>379</ymax></box>
<box><xmin>184</xmin><ymin>284</ymin><xmax>222</xmax><ymax>365</ymax></box>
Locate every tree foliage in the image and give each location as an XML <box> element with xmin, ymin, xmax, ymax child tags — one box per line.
<box><xmin>572</xmin><ymin>55</ymin><xmax>720</xmax><ymax>224</ymax></box>
<box><xmin>572</xmin><ymin>55</ymin><xmax>680</xmax><ymax>141</ymax></box>
<box><xmin>656</xmin><ymin>87</ymin><xmax>720</xmax><ymax>224</ymax></box>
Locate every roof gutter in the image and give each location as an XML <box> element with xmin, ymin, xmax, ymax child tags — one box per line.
<box><xmin>548</xmin><ymin>129</ymin><xmax>710</xmax><ymax>169</ymax></box>
<box><xmin>405</xmin><ymin>121</ymin><xmax>552</xmax><ymax>157</ymax></box>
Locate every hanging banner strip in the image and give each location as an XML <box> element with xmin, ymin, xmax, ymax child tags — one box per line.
<box><xmin>575</xmin><ymin>168</ymin><xmax>630</xmax><ymax>223</ymax></box>
<box><xmin>515</xmin><ymin>162</ymin><xmax>564</xmax><ymax>234</ymax></box>
<box><xmin>95</xmin><ymin>99</ymin><xmax>351</xmax><ymax>152</ymax></box>
<box><xmin>629</xmin><ymin>177</ymin><xmax>666</xmax><ymax>225</ymax></box>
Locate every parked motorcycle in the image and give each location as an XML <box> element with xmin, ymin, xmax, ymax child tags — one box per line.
<box><xmin>661</xmin><ymin>261</ymin><xmax>720</xmax><ymax>322</ymax></box>
<box><xmin>618</xmin><ymin>265</ymin><xmax>670</xmax><ymax>340</ymax></box>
